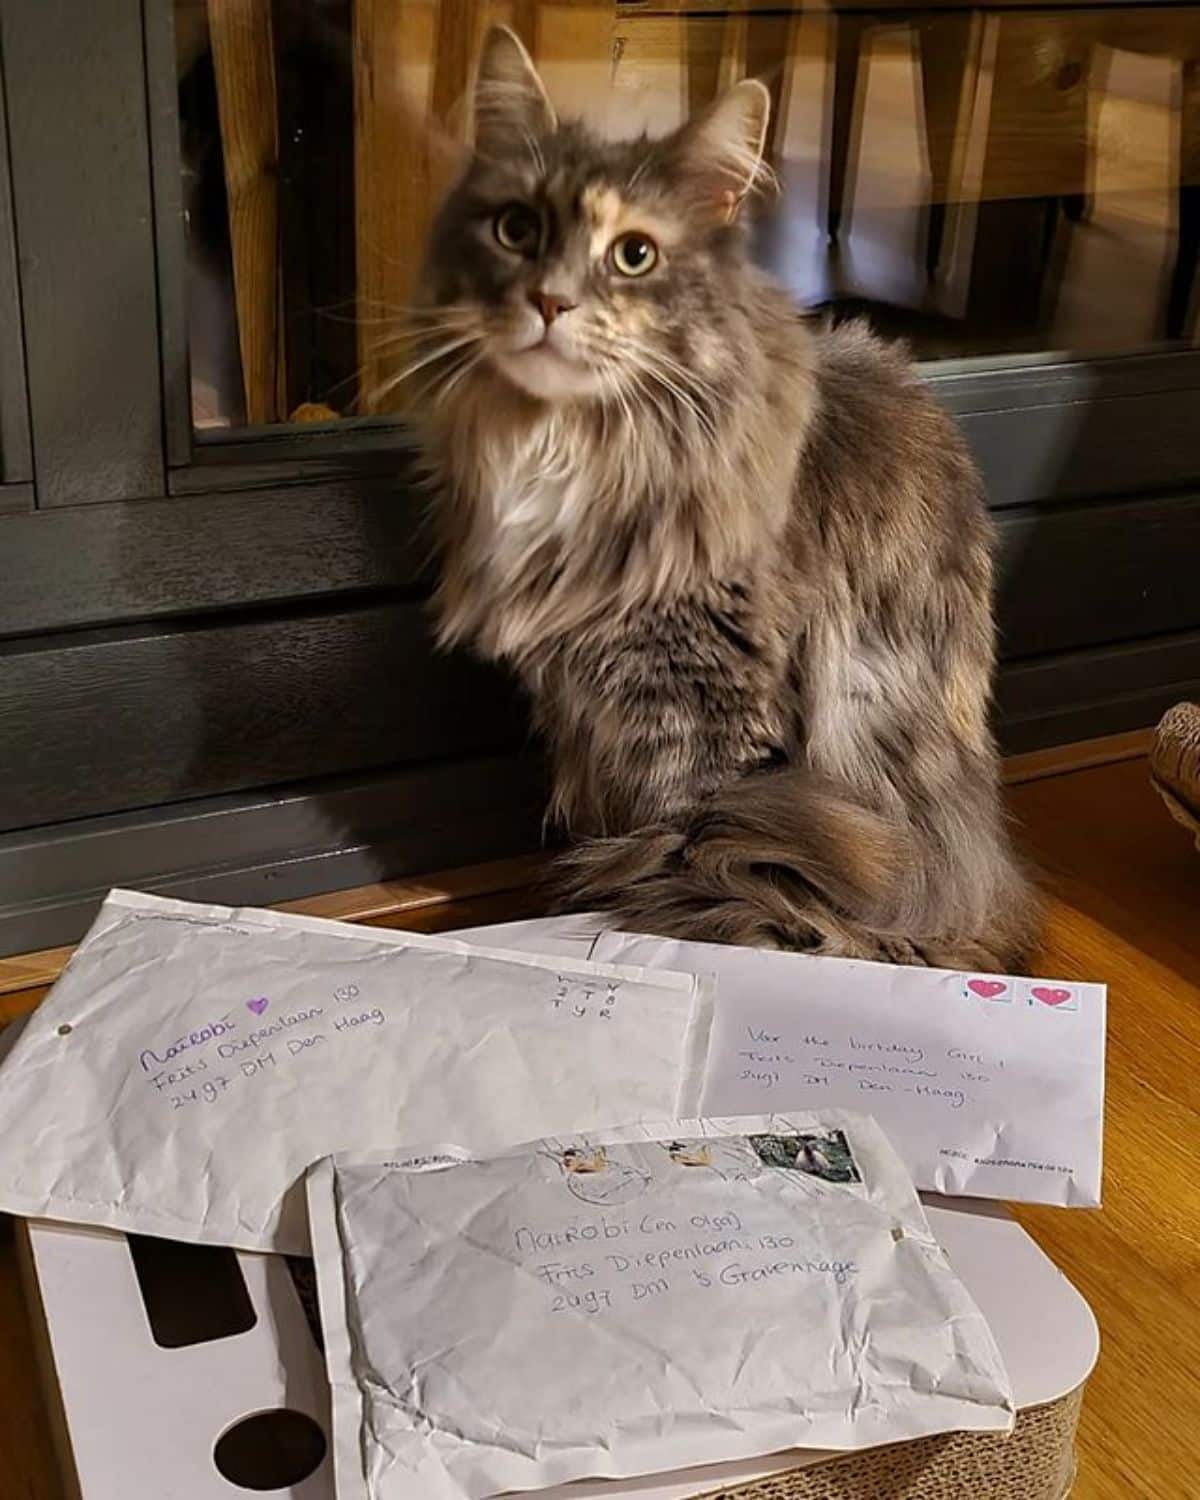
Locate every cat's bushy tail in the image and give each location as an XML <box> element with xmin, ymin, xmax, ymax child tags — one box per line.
<box><xmin>557</xmin><ymin>767</ymin><xmax>1038</xmax><ymax>973</ymax></box>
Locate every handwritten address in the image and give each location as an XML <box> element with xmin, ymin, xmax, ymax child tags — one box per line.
<box><xmin>733</xmin><ymin>1024</ymin><xmax>1009</xmax><ymax>1112</ymax></box>
<box><xmin>511</xmin><ymin>1198</ymin><xmax>859</xmax><ymax>1318</ymax></box>
<box><xmin>134</xmin><ymin>972</ymin><xmax>615</xmax><ymax>1114</ymax></box>
<box><xmin>138</xmin><ymin>987</ymin><xmax>387</xmax><ymax>1111</ymax></box>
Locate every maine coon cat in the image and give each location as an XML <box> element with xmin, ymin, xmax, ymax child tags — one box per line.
<box><xmin>409</xmin><ymin>26</ymin><xmax>1038</xmax><ymax>971</ymax></box>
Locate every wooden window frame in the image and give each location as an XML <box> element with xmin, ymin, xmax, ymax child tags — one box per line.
<box><xmin>0</xmin><ymin>26</ymin><xmax>32</xmax><ymax>513</ymax></box>
<box><xmin>145</xmin><ymin>0</ymin><xmax>1200</xmax><ymax>507</ymax></box>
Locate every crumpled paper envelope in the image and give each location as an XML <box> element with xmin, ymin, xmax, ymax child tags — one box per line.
<box><xmin>0</xmin><ymin>890</ymin><xmax>709</xmax><ymax>1252</ymax></box>
<box><xmin>308</xmin><ymin>1110</ymin><xmax>1015</xmax><ymax>1500</ymax></box>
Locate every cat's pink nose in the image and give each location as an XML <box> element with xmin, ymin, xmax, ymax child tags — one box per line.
<box><xmin>528</xmin><ymin>290</ymin><xmax>577</xmax><ymax>326</ymax></box>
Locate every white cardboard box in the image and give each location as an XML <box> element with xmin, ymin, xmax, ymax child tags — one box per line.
<box><xmin>19</xmin><ymin>1196</ymin><xmax>1098</xmax><ymax>1500</ymax></box>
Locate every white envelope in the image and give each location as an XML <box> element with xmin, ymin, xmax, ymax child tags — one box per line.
<box><xmin>308</xmin><ymin>1111</ymin><xmax>1015</xmax><ymax>1500</ymax></box>
<box><xmin>464</xmin><ymin>919</ymin><xmax>1107</xmax><ymax>1208</ymax></box>
<box><xmin>0</xmin><ymin>891</ymin><xmax>709</xmax><ymax>1252</ymax></box>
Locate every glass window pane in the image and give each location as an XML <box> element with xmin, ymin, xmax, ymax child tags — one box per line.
<box><xmin>175</xmin><ymin>1</ymin><xmax>1200</xmax><ymax>435</ymax></box>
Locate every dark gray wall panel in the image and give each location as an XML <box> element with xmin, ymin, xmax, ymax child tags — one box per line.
<box><xmin>3</xmin><ymin>623</ymin><xmax>1195</xmax><ymax>953</ymax></box>
<box><xmin>959</xmin><ymin>389</ymin><xmax>1200</xmax><ymax>510</ymax></box>
<box><xmin>0</xmin><ymin>599</ymin><xmax>528</xmax><ymax>831</ymax></box>
<box><xmin>0</xmin><ymin>483</ymin><xmax>32</xmax><ymax>517</ymax></box>
<box><xmin>0</xmin><ymin>481</ymin><xmax>425</xmax><ymax>640</ymax></box>
<box><xmin>0</xmin><ymin>0</ymin><xmax>163</xmax><ymax>504</ymax></box>
<box><xmin>930</xmin><ymin>351</ymin><xmax>1200</xmax><ymax>509</ymax></box>
<box><xmin>5</xmin><ymin>475</ymin><xmax>1198</xmax><ymax>659</ymax></box>
<box><xmin>996</xmin><ymin>630</ymin><xmax>1200</xmax><ymax>753</ymax></box>
<box><xmin>995</xmin><ymin>494</ymin><xmax>1200</xmax><ymax>661</ymax></box>
<box><xmin>0</xmin><ymin>753</ymin><xmax>546</xmax><ymax>956</ymax></box>
<box><xmin>931</xmin><ymin>349</ymin><xmax>1200</xmax><ymax>418</ymax></box>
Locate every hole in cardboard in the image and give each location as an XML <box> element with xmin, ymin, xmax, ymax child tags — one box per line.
<box><xmin>213</xmin><ymin>1409</ymin><xmax>327</xmax><ymax>1490</ymax></box>
<box><xmin>128</xmin><ymin>1234</ymin><xmax>257</xmax><ymax>1348</ymax></box>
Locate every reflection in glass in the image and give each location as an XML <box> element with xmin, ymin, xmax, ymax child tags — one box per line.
<box><xmin>175</xmin><ymin>1</ymin><xmax>1200</xmax><ymax>433</ymax></box>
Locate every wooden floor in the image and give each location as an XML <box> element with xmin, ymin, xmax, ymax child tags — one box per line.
<box><xmin>1</xmin><ymin>754</ymin><xmax>1197</xmax><ymax>1498</ymax></box>
<box><xmin>1006</xmin><ymin>758</ymin><xmax>1200</xmax><ymax>1500</ymax></box>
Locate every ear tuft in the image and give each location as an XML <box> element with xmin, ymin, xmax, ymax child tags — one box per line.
<box><xmin>473</xmin><ymin>26</ymin><xmax>556</xmax><ymax>157</ymax></box>
<box><xmin>672</xmin><ymin>78</ymin><xmax>772</xmax><ymax>220</ymax></box>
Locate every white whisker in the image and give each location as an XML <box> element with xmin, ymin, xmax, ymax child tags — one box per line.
<box><xmin>365</xmin><ymin>320</ymin><xmax>478</xmax><ymax>357</ymax></box>
<box><xmin>434</xmin><ymin>349</ymin><xmax>486</xmax><ymax>406</ymax></box>
<box><xmin>365</xmin><ymin>332</ymin><xmax>483</xmax><ymax>409</ymax></box>
<box><xmin>630</xmin><ymin>354</ymin><xmax>720</xmax><ymax>444</ymax></box>
<box><xmin>580</xmin><ymin>328</ymin><xmax>724</xmax><ymax>427</ymax></box>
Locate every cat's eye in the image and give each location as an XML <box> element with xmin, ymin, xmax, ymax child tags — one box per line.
<box><xmin>609</xmin><ymin>232</ymin><xmax>659</xmax><ymax>278</ymax></box>
<box><xmin>493</xmin><ymin>203</ymin><xmax>541</xmax><ymax>255</ymax></box>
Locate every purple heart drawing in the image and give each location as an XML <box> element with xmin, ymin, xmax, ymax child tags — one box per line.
<box><xmin>246</xmin><ymin>997</ymin><xmax>269</xmax><ymax>1016</ymax></box>
<box><xmin>1031</xmin><ymin>986</ymin><xmax>1072</xmax><ymax>1007</ymax></box>
<box><xmin>967</xmin><ymin>979</ymin><xmax>1007</xmax><ymax>1000</ymax></box>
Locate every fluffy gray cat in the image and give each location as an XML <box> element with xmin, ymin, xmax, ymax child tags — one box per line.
<box><xmin>409</xmin><ymin>26</ymin><xmax>1038</xmax><ymax>971</ymax></box>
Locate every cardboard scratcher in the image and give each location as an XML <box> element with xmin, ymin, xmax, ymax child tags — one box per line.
<box><xmin>18</xmin><ymin>1198</ymin><xmax>1096</xmax><ymax>1500</ymax></box>
<box><xmin>688</xmin><ymin>1394</ymin><xmax>1082</xmax><ymax>1500</ymax></box>
<box><xmin>1151</xmin><ymin>702</ymin><xmax>1200</xmax><ymax>851</ymax></box>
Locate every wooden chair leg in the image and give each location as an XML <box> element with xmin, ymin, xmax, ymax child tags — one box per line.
<box><xmin>431</xmin><ymin>0</ymin><xmax>481</xmax><ymax>126</ymax></box>
<box><xmin>685</xmin><ymin>13</ymin><xmax>781</xmax><ymax>127</ymax></box>
<box><xmin>1032</xmin><ymin>46</ymin><xmax>1092</xmax><ymax>333</ymax></box>
<box><xmin>686</xmin><ymin>11</ymin><xmax>728</xmax><ymax>116</ymax></box>
<box><xmin>1069</xmin><ymin>41</ymin><xmax>1116</xmax><ymax>230</ymax></box>
<box><xmin>827</xmin><ymin>13</ymin><xmax>867</xmax><ymax>243</ymax></box>
<box><xmin>510</xmin><ymin>0</ymin><xmax>539</xmax><ymax>52</ymax></box>
<box><xmin>1171</xmin><ymin>185</ymin><xmax>1200</xmax><ymax>338</ymax></box>
<box><xmin>741</xmin><ymin>13</ymin><xmax>795</xmax><ymax>267</ymax></box>
<box><xmin>1168</xmin><ymin>59</ymin><xmax>1200</xmax><ymax>339</ymax></box>
<box><xmin>743</xmin><ymin>12</ymin><xmax>796</xmax><ymax>167</ymax></box>
<box><xmin>916</xmin><ymin>13</ymin><xmax>977</xmax><ymax>279</ymax></box>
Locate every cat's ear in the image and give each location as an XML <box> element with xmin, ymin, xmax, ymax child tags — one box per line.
<box><xmin>671</xmin><ymin>79</ymin><xmax>771</xmax><ymax>221</ymax></box>
<box><xmin>472</xmin><ymin>26</ymin><xmax>556</xmax><ymax>158</ymax></box>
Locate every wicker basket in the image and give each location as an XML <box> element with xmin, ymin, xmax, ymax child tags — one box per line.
<box><xmin>1151</xmin><ymin>702</ymin><xmax>1200</xmax><ymax>850</ymax></box>
<box><xmin>690</xmin><ymin>1388</ymin><xmax>1082</xmax><ymax>1500</ymax></box>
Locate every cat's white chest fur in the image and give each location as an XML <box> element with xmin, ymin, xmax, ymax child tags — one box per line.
<box><xmin>480</xmin><ymin>415</ymin><xmax>594</xmax><ymax>567</ymax></box>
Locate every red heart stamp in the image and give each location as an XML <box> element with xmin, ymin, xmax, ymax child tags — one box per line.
<box><xmin>968</xmin><ymin>979</ymin><xmax>1007</xmax><ymax>999</ymax></box>
<box><xmin>1031</xmin><ymin>986</ymin><xmax>1072</xmax><ymax>1007</ymax></box>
